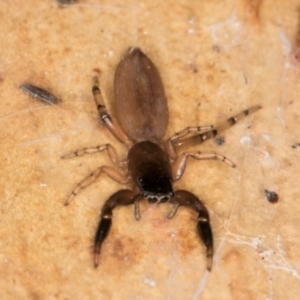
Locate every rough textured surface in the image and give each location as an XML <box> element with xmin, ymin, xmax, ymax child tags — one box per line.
<box><xmin>1</xmin><ymin>0</ymin><xmax>300</xmax><ymax>299</ymax></box>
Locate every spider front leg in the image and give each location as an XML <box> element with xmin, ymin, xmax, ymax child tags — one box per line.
<box><xmin>171</xmin><ymin>105</ymin><xmax>262</xmax><ymax>149</ymax></box>
<box><xmin>168</xmin><ymin>190</ymin><xmax>213</xmax><ymax>271</ymax></box>
<box><xmin>94</xmin><ymin>189</ymin><xmax>135</xmax><ymax>267</ymax></box>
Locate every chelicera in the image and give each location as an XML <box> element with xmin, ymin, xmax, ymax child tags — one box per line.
<box><xmin>63</xmin><ymin>47</ymin><xmax>261</xmax><ymax>271</ymax></box>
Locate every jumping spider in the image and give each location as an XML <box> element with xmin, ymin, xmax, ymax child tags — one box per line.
<box><xmin>62</xmin><ymin>47</ymin><xmax>261</xmax><ymax>270</ymax></box>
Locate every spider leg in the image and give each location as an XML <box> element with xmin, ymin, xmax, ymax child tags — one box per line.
<box><xmin>172</xmin><ymin>105</ymin><xmax>261</xmax><ymax>149</ymax></box>
<box><xmin>92</xmin><ymin>76</ymin><xmax>132</xmax><ymax>147</ymax></box>
<box><xmin>173</xmin><ymin>151</ymin><xmax>236</xmax><ymax>181</ymax></box>
<box><xmin>61</xmin><ymin>143</ymin><xmax>124</xmax><ymax>167</ymax></box>
<box><xmin>94</xmin><ymin>189</ymin><xmax>135</xmax><ymax>267</ymax></box>
<box><xmin>168</xmin><ymin>190</ymin><xmax>213</xmax><ymax>271</ymax></box>
<box><xmin>167</xmin><ymin>125</ymin><xmax>213</xmax><ymax>160</ymax></box>
<box><xmin>65</xmin><ymin>166</ymin><xmax>131</xmax><ymax>205</ymax></box>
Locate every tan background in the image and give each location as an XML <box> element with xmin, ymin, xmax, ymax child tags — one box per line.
<box><xmin>1</xmin><ymin>0</ymin><xmax>300</xmax><ymax>299</ymax></box>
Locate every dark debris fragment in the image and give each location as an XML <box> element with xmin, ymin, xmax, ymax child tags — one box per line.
<box><xmin>214</xmin><ymin>136</ymin><xmax>225</xmax><ymax>145</ymax></box>
<box><xmin>55</xmin><ymin>0</ymin><xmax>78</xmax><ymax>4</ymax></box>
<box><xmin>291</xmin><ymin>143</ymin><xmax>300</xmax><ymax>149</ymax></box>
<box><xmin>264</xmin><ymin>190</ymin><xmax>279</xmax><ymax>204</ymax></box>
<box><xmin>20</xmin><ymin>83</ymin><xmax>61</xmax><ymax>105</ymax></box>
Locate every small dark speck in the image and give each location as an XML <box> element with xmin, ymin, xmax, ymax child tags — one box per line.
<box><xmin>215</xmin><ymin>136</ymin><xmax>225</xmax><ymax>145</ymax></box>
<box><xmin>55</xmin><ymin>0</ymin><xmax>78</xmax><ymax>4</ymax></box>
<box><xmin>243</xmin><ymin>72</ymin><xmax>248</xmax><ymax>84</ymax></box>
<box><xmin>291</xmin><ymin>143</ymin><xmax>300</xmax><ymax>149</ymax></box>
<box><xmin>212</xmin><ymin>45</ymin><xmax>220</xmax><ymax>52</ymax></box>
<box><xmin>93</xmin><ymin>68</ymin><xmax>102</xmax><ymax>75</ymax></box>
<box><xmin>189</xmin><ymin>64</ymin><xmax>198</xmax><ymax>73</ymax></box>
<box><xmin>264</xmin><ymin>190</ymin><xmax>279</xmax><ymax>203</ymax></box>
<box><xmin>20</xmin><ymin>83</ymin><xmax>61</xmax><ymax>105</ymax></box>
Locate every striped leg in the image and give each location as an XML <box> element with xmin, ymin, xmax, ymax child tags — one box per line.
<box><xmin>65</xmin><ymin>166</ymin><xmax>131</xmax><ymax>205</ymax></box>
<box><xmin>92</xmin><ymin>76</ymin><xmax>132</xmax><ymax>147</ymax></box>
<box><xmin>173</xmin><ymin>151</ymin><xmax>236</xmax><ymax>181</ymax></box>
<box><xmin>172</xmin><ymin>105</ymin><xmax>261</xmax><ymax>148</ymax></box>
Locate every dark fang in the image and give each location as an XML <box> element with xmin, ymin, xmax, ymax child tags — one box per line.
<box><xmin>227</xmin><ymin>117</ymin><xmax>237</xmax><ymax>126</ymax></box>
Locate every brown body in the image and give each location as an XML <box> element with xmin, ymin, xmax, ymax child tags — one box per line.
<box><xmin>114</xmin><ymin>48</ymin><xmax>169</xmax><ymax>143</ymax></box>
<box><xmin>63</xmin><ymin>47</ymin><xmax>261</xmax><ymax>271</ymax></box>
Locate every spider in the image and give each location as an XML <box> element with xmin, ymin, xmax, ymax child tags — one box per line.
<box><xmin>62</xmin><ymin>47</ymin><xmax>261</xmax><ymax>271</ymax></box>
